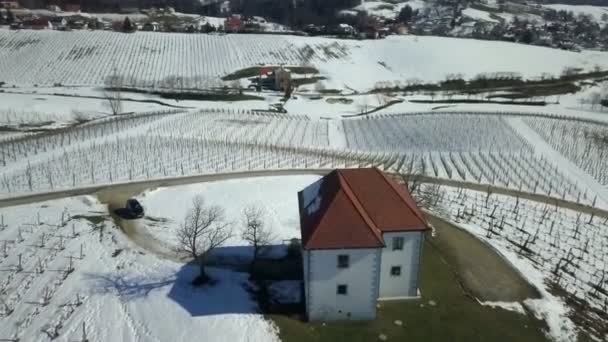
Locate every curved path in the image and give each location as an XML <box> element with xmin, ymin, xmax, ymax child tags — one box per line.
<box><xmin>2</xmin><ymin>169</ymin><xmax>607</xmax><ymax>220</ymax></box>
<box><xmin>0</xmin><ymin>168</ymin><xmax>593</xmax><ymax>305</ymax></box>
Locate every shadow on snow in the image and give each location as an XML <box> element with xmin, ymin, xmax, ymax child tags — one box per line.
<box><xmin>84</xmin><ymin>262</ymin><xmax>258</xmax><ymax>317</ymax></box>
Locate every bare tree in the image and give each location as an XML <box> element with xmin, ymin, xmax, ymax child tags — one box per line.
<box><xmin>177</xmin><ymin>196</ymin><xmax>232</xmax><ymax>284</ymax></box>
<box><xmin>400</xmin><ymin>157</ymin><xmax>424</xmax><ymax>197</ymax></box>
<box><xmin>241</xmin><ymin>204</ymin><xmax>275</xmax><ymax>268</ymax></box>
<box><xmin>589</xmin><ymin>91</ymin><xmax>602</xmax><ymax>110</ymax></box>
<box><xmin>104</xmin><ymin>70</ymin><xmax>124</xmax><ymax>116</ymax></box>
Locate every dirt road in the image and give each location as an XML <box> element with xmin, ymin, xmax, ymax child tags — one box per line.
<box><xmin>426</xmin><ymin>214</ymin><xmax>540</xmax><ymax>302</ymax></box>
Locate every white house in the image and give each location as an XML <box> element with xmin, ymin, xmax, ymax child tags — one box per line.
<box><xmin>298</xmin><ymin>168</ymin><xmax>427</xmax><ymax>321</ymax></box>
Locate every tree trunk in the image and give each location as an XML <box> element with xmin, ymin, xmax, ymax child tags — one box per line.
<box><xmin>193</xmin><ymin>257</ymin><xmax>210</xmax><ymax>286</ymax></box>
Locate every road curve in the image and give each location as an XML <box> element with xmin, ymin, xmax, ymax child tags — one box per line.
<box><xmin>1</xmin><ymin>169</ymin><xmax>607</xmax><ymax>220</ymax></box>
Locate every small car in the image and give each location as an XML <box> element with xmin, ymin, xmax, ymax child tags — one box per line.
<box><xmin>125</xmin><ymin>199</ymin><xmax>144</xmax><ymax>219</ymax></box>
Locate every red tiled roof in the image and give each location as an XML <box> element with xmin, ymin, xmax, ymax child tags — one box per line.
<box><xmin>299</xmin><ymin>168</ymin><xmax>427</xmax><ymax>250</ymax></box>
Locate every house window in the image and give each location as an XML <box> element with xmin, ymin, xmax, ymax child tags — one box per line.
<box><xmin>390</xmin><ymin>266</ymin><xmax>402</xmax><ymax>276</ymax></box>
<box><xmin>337</xmin><ymin>284</ymin><xmax>348</xmax><ymax>295</ymax></box>
<box><xmin>337</xmin><ymin>254</ymin><xmax>349</xmax><ymax>268</ymax></box>
<box><xmin>392</xmin><ymin>237</ymin><xmax>404</xmax><ymax>251</ymax></box>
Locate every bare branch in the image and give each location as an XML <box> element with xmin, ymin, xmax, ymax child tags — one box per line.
<box><xmin>241</xmin><ymin>204</ymin><xmax>274</xmax><ymax>262</ymax></box>
<box><xmin>177</xmin><ymin>195</ymin><xmax>233</xmax><ymax>282</ymax></box>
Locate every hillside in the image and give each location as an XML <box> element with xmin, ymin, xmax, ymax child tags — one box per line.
<box><xmin>1</xmin><ymin>30</ymin><xmax>607</xmax><ymax>92</ymax></box>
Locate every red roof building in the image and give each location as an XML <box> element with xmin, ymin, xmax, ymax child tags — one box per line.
<box><xmin>299</xmin><ymin>168</ymin><xmax>428</xmax><ymax>321</ymax></box>
<box><xmin>224</xmin><ymin>15</ymin><xmax>243</xmax><ymax>32</ymax></box>
<box><xmin>299</xmin><ymin>168</ymin><xmax>427</xmax><ymax>250</ymax></box>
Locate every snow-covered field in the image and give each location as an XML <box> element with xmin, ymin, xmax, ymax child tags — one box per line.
<box><xmin>462</xmin><ymin>7</ymin><xmax>500</xmax><ymax>23</ymax></box>
<box><xmin>137</xmin><ymin>175</ymin><xmax>321</xmax><ymax>257</ymax></box>
<box><xmin>0</xmin><ymin>195</ymin><xmax>281</xmax><ymax>341</ymax></box>
<box><xmin>1</xmin><ymin>24</ymin><xmax>608</xmax><ymax>341</ymax></box>
<box><xmin>1</xmin><ymin>30</ymin><xmax>607</xmax><ymax>91</ymax></box>
<box><xmin>1</xmin><ymin>109</ymin><xmax>606</xmax><ymax>210</ymax></box>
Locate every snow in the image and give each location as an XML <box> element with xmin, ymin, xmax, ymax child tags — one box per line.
<box><xmin>285</xmin><ymin>93</ymin><xmax>390</xmax><ymax>119</ymax></box>
<box><xmin>300</xmin><ymin>35</ymin><xmax>608</xmax><ymax>92</ymax></box>
<box><xmin>201</xmin><ymin>16</ymin><xmax>225</xmax><ymax>28</ymax></box>
<box><xmin>352</xmin><ymin>0</ymin><xmax>425</xmax><ymax>19</ymax></box>
<box><xmin>301</xmin><ymin>177</ymin><xmax>323</xmax><ymax>215</ymax></box>
<box><xmin>2</xmin><ymin>31</ymin><xmax>608</xmax><ymax>92</ymax></box>
<box><xmin>137</xmin><ymin>175</ymin><xmax>321</xmax><ymax>257</ymax></box>
<box><xmin>327</xmin><ymin>119</ymin><xmax>348</xmax><ymax>149</ymax></box>
<box><xmin>462</xmin><ymin>8</ymin><xmax>499</xmax><ymax>23</ymax></box>
<box><xmin>0</xmin><ymin>193</ymin><xmax>281</xmax><ymax>342</ymax></box>
<box><xmin>542</xmin><ymin>4</ymin><xmax>608</xmax><ymax>24</ymax></box>
<box><xmin>0</xmin><ymin>91</ymin><xmax>163</xmax><ymax>128</ymax></box>
<box><xmin>506</xmin><ymin>117</ymin><xmax>608</xmax><ymax>208</ymax></box>
<box><xmin>478</xmin><ymin>300</ymin><xmax>525</xmax><ymax>314</ymax></box>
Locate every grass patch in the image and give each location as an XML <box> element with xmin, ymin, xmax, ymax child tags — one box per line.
<box><xmin>292</xmin><ymin>76</ymin><xmax>326</xmax><ymax>87</ymax></box>
<box><xmin>271</xmin><ymin>238</ymin><xmax>549</xmax><ymax>342</ymax></box>
<box><xmin>409</xmin><ymin>99</ymin><xmax>547</xmax><ymax>106</ymax></box>
<box><xmin>159</xmin><ymin>92</ymin><xmax>263</xmax><ymax>101</ymax></box>
<box><xmin>222</xmin><ymin>66</ymin><xmax>319</xmax><ymax>81</ymax></box>
<box><xmin>341</xmin><ymin>99</ymin><xmax>404</xmax><ymax>118</ymax></box>
<box><xmin>319</xmin><ymin>89</ymin><xmax>341</xmax><ymax>95</ymax></box>
<box><xmin>71</xmin><ymin>214</ymin><xmax>107</xmax><ymax>225</ymax></box>
<box><xmin>326</xmin><ymin>97</ymin><xmax>354</xmax><ymax>104</ymax></box>
<box><xmin>372</xmin><ymin>70</ymin><xmax>607</xmax><ymax>100</ymax></box>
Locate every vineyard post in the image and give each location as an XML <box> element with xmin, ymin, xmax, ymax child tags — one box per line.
<box><xmin>82</xmin><ymin>321</ymin><xmax>89</xmax><ymax>342</ymax></box>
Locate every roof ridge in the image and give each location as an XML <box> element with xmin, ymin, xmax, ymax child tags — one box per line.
<box><xmin>336</xmin><ymin>170</ymin><xmax>385</xmax><ymax>246</ymax></box>
<box><xmin>374</xmin><ymin>168</ymin><xmax>427</xmax><ymax>225</ymax></box>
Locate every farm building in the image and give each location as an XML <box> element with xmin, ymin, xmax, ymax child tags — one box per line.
<box><xmin>298</xmin><ymin>168</ymin><xmax>428</xmax><ymax>321</ymax></box>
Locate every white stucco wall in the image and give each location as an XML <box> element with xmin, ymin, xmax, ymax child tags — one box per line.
<box><xmin>378</xmin><ymin>231</ymin><xmax>423</xmax><ymax>299</ymax></box>
<box><xmin>305</xmin><ymin>248</ymin><xmax>381</xmax><ymax>321</ymax></box>
<box><xmin>302</xmin><ymin>249</ymin><xmax>310</xmax><ymax>316</ymax></box>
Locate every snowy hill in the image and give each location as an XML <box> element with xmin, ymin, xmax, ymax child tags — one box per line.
<box><xmin>0</xmin><ymin>30</ymin><xmax>607</xmax><ymax>92</ymax></box>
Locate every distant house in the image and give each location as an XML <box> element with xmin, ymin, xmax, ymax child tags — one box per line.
<box><xmin>224</xmin><ymin>15</ymin><xmax>243</xmax><ymax>32</ymax></box>
<box><xmin>336</xmin><ymin>23</ymin><xmax>356</xmax><ymax>37</ymax></box>
<box><xmin>0</xmin><ymin>1</ymin><xmax>19</xmax><ymax>9</ymax></box>
<box><xmin>48</xmin><ymin>16</ymin><xmax>67</xmax><ymax>29</ymax></box>
<box><xmin>299</xmin><ymin>168</ymin><xmax>427</xmax><ymax>321</ymax></box>
<box><xmin>22</xmin><ymin>17</ymin><xmax>51</xmax><ymax>29</ymax></box>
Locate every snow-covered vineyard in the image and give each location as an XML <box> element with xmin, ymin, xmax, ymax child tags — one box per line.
<box><xmin>1</xmin><ymin>30</ymin><xmax>608</xmax><ymax>90</ymax></box>
<box><xmin>1</xmin><ymin>105</ymin><xmax>608</xmax><ymax>341</ymax></box>
<box><xmin>0</xmin><ymin>110</ymin><xmax>604</xmax><ymax>208</ymax></box>
<box><xmin>0</xmin><ymin>30</ymin><xmax>346</xmax><ymax>88</ymax></box>
<box><xmin>524</xmin><ymin>117</ymin><xmax>608</xmax><ymax>186</ymax></box>
<box><xmin>423</xmin><ymin>184</ymin><xmax>608</xmax><ymax>340</ymax></box>
<box><xmin>0</xmin><ymin>197</ymin><xmax>281</xmax><ymax>341</ymax></box>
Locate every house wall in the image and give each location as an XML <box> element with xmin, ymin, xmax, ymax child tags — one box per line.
<box><xmin>306</xmin><ymin>248</ymin><xmax>381</xmax><ymax>321</ymax></box>
<box><xmin>378</xmin><ymin>231</ymin><xmax>423</xmax><ymax>299</ymax></box>
<box><xmin>302</xmin><ymin>249</ymin><xmax>310</xmax><ymax>317</ymax></box>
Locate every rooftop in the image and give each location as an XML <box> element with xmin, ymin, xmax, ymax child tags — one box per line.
<box><xmin>298</xmin><ymin>168</ymin><xmax>427</xmax><ymax>250</ymax></box>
